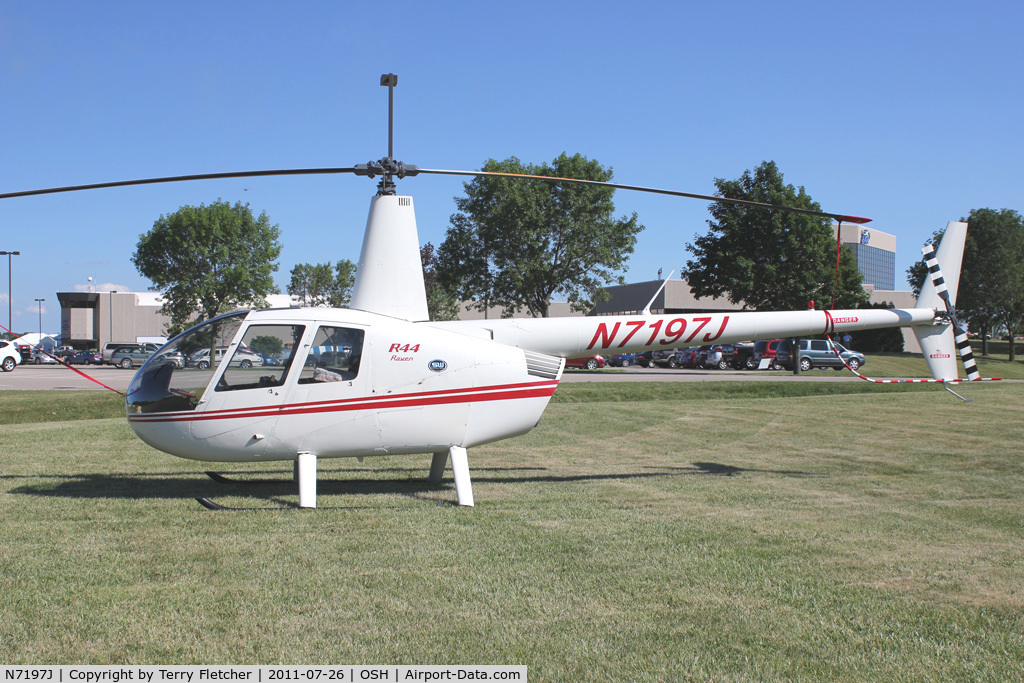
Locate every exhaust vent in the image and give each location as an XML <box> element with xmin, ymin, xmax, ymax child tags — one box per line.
<box><xmin>524</xmin><ymin>350</ymin><xmax>564</xmax><ymax>380</ymax></box>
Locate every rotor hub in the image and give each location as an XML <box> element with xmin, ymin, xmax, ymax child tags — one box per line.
<box><xmin>354</xmin><ymin>158</ymin><xmax>420</xmax><ymax>195</ymax></box>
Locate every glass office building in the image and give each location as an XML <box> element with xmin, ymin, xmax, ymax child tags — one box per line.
<box><xmin>837</xmin><ymin>225</ymin><xmax>897</xmax><ymax>291</ymax></box>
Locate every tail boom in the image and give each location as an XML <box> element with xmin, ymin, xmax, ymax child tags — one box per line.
<box><xmin>434</xmin><ymin>306</ymin><xmax>939</xmax><ymax>358</ymax></box>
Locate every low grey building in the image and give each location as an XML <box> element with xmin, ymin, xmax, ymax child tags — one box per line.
<box><xmin>57</xmin><ymin>291</ymin><xmax>171</xmax><ymax>350</ymax></box>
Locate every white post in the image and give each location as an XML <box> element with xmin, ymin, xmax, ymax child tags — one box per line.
<box><xmin>298</xmin><ymin>452</ymin><xmax>317</xmax><ymax>509</ymax></box>
<box><xmin>428</xmin><ymin>451</ymin><xmax>448</xmax><ymax>484</ymax></box>
<box><xmin>449</xmin><ymin>446</ymin><xmax>474</xmax><ymax>507</ymax></box>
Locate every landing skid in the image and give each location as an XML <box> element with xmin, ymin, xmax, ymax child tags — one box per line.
<box><xmin>199</xmin><ymin>446</ymin><xmax>475</xmax><ymax>509</ymax></box>
<box><xmin>205</xmin><ymin>470</ymin><xmax>292</xmax><ymax>485</ymax></box>
<box><xmin>195</xmin><ymin>496</ymin><xmax>295</xmax><ymax>511</ymax></box>
<box><xmin>200</xmin><ymin>468</ymin><xmax>300</xmax><ymax>510</ymax></box>
<box><xmin>196</xmin><ymin>497</ymin><xmax>383</xmax><ymax>511</ymax></box>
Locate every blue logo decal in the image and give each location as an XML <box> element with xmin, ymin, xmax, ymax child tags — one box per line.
<box><xmin>428</xmin><ymin>359</ymin><xmax>447</xmax><ymax>372</ymax></box>
<box><xmin>860</xmin><ymin>229</ymin><xmax>871</xmax><ymax>245</ymax></box>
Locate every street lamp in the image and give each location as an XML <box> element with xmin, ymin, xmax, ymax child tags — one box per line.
<box><xmin>108</xmin><ymin>291</ymin><xmax>117</xmax><ymax>346</ymax></box>
<box><xmin>0</xmin><ymin>250</ymin><xmax>20</xmax><ymax>338</ymax></box>
<box><xmin>34</xmin><ymin>298</ymin><xmax>44</xmax><ymax>343</ymax></box>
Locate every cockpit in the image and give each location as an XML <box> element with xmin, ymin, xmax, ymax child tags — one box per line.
<box><xmin>126</xmin><ymin>310</ymin><xmax>365</xmax><ymax>414</ymax></box>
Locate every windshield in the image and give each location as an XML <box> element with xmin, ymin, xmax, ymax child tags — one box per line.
<box><xmin>127</xmin><ymin>311</ymin><xmax>247</xmax><ymax>413</ymax></box>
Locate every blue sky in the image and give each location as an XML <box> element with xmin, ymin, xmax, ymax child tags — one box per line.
<box><xmin>2</xmin><ymin>1</ymin><xmax>1021</xmax><ymax>335</ymax></box>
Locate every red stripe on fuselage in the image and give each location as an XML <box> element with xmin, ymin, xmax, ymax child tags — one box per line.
<box><xmin>128</xmin><ymin>380</ymin><xmax>560</xmax><ymax>424</ymax></box>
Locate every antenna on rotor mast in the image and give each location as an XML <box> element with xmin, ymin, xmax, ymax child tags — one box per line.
<box><xmin>352</xmin><ymin>74</ymin><xmax>418</xmax><ymax>194</ymax></box>
<box><xmin>376</xmin><ymin>73</ymin><xmax>399</xmax><ymax>195</ymax></box>
<box><xmin>381</xmin><ymin>73</ymin><xmax>397</xmax><ymax>160</ymax></box>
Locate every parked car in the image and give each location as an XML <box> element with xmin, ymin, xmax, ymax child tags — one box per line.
<box><xmin>674</xmin><ymin>347</ymin><xmax>700</xmax><ymax>368</ymax></box>
<box><xmin>33</xmin><ymin>350</ymin><xmax>59</xmax><ymax>364</ymax></box>
<box><xmin>163</xmin><ymin>351</ymin><xmax>186</xmax><ymax>368</ymax></box>
<box><xmin>752</xmin><ymin>339</ymin><xmax>783</xmax><ymax>369</ymax></box>
<box><xmin>55</xmin><ymin>346</ymin><xmax>76</xmax><ymax>358</ymax></box>
<box><xmin>188</xmin><ymin>346</ymin><xmax>264</xmax><ymax>369</ymax></box>
<box><xmin>0</xmin><ymin>340</ymin><xmax>22</xmax><ymax>372</ymax></box>
<box><xmin>775</xmin><ymin>338</ymin><xmax>866</xmax><ymax>372</ymax></box>
<box><xmin>103</xmin><ymin>342</ymin><xmax>159</xmax><ymax>365</ymax></box>
<box><xmin>604</xmin><ymin>353</ymin><xmax>636</xmax><ymax>367</ymax></box>
<box><xmin>635</xmin><ymin>351</ymin><xmax>656</xmax><ymax>368</ymax></box>
<box><xmin>719</xmin><ymin>342</ymin><xmax>756</xmax><ymax>370</ymax></box>
<box><xmin>652</xmin><ymin>348</ymin><xmax>689</xmax><ymax>368</ymax></box>
<box><xmin>111</xmin><ymin>344</ymin><xmax>157</xmax><ymax>369</ymax></box>
<box><xmin>67</xmin><ymin>350</ymin><xmax>103</xmax><ymax>365</ymax></box>
<box><xmin>565</xmin><ymin>355</ymin><xmax>606</xmax><ymax>370</ymax></box>
<box><xmin>690</xmin><ymin>345</ymin><xmax>722</xmax><ymax>369</ymax></box>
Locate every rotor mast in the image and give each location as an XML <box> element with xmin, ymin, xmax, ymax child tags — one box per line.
<box><xmin>353</xmin><ymin>73</ymin><xmax>420</xmax><ymax>196</ymax></box>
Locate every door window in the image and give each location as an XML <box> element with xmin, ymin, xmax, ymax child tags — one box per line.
<box><xmin>298</xmin><ymin>326</ymin><xmax>365</xmax><ymax>384</ymax></box>
<box><xmin>216</xmin><ymin>324</ymin><xmax>305</xmax><ymax>392</ymax></box>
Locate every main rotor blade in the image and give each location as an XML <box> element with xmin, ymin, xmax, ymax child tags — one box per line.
<box><xmin>0</xmin><ymin>167</ymin><xmax>359</xmax><ymax>200</ymax></box>
<box><xmin>414</xmin><ymin>167</ymin><xmax>871</xmax><ymax>224</ymax></box>
<box><xmin>2</xmin><ymin>163</ymin><xmax>872</xmax><ymax>225</ymax></box>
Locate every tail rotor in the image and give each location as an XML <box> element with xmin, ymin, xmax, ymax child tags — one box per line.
<box><xmin>921</xmin><ymin>242</ymin><xmax>981</xmax><ymax>381</ymax></box>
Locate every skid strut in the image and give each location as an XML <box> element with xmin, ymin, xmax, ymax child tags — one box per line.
<box><xmin>427</xmin><ymin>446</ymin><xmax>475</xmax><ymax>506</ymax></box>
<box><xmin>297</xmin><ymin>452</ymin><xmax>317</xmax><ymax>509</ymax></box>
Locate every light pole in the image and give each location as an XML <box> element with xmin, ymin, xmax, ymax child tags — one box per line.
<box><xmin>0</xmin><ymin>250</ymin><xmax>20</xmax><ymax>338</ymax></box>
<box><xmin>34</xmin><ymin>298</ymin><xmax>44</xmax><ymax>343</ymax></box>
<box><xmin>109</xmin><ymin>290</ymin><xmax>117</xmax><ymax>346</ymax></box>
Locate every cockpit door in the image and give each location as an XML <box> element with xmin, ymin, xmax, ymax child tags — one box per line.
<box><xmin>267</xmin><ymin>322</ymin><xmax>381</xmax><ymax>459</ymax></box>
<box><xmin>188</xmin><ymin>322</ymin><xmax>306</xmax><ymax>459</ymax></box>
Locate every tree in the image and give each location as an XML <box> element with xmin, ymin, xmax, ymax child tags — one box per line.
<box><xmin>849</xmin><ymin>302</ymin><xmax>905</xmax><ymax>352</ymax></box>
<box><xmin>132</xmin><ymin>200</ymin><xmax>282</xmax><ymax>335</ymax></box>
<box><xmin>287</xmin><ymin>259</ymin><xmax>357</xmax><ymax>307</ymax></box>
<box><xmin>436</xmin><ymin>153</ymin><xmax>643</xmax><ymax>317</ymax></box>
<box><xmin>684</xmin><ymin>161</ymin><xmax>868</xmax><ymax>311</ymax></box>
<box><xmin>420</xmin><ymin>243</ymin><xmax>460</xmax><ymax>321</ymax></box>
<box><xmin>907</xmin><ymin>208</ymin><xmax>1024</xmax><ymax>359</ymax></box>
<box><xmin>248</xmin><ymin>334</ymin><xmax>283</xmax><ymax>357</ymax></box>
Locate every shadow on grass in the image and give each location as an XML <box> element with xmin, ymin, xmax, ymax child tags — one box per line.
<box><xmin>686</xmin><ymin>461</ymin><xmax>816</xmax><ymax>477</ymax></box>
<box><xmin>7</xmin><ymin>460</ymin><xmax>816</xmax><ymax>505</ymax></box>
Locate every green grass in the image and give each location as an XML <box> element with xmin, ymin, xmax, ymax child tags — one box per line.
<box><xmin>2</xmin><ymin>385</ymin><xmax>1023</xmax><ymax>680</ymax></box>
<box><xmin>0</xmin><ymin>390</ymin><xmax>126</xmax><ymax>424</ymax></box>
<box><xmin>860</xmin><ymin>351</ymin><xmax>1024</xmax><ymax>380</ymax></box>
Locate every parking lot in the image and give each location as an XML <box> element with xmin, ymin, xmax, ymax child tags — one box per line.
<box><xmin>0</xmin><ymin>360</ymin><xmax>866</xmax><ymax>391</ymax></box>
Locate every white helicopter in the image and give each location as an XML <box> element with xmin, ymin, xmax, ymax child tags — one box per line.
<box><xmin>3</xmin><ymin>74</ymin><xmax>980</xmax><ymax>509</ymax></box>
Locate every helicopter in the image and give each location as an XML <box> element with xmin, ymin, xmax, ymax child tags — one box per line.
<box><xmin>1</xmin><ymin>74</ymin><xmax>980</xmax><ymax>509</ymax></box>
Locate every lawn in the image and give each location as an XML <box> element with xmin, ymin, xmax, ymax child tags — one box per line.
<box><xmin>1</xmin><ymin>383</ymin><xmax>1022</xmax><ymax>680</ymax></box>
<box><xmin>861</xmin><ymin>350</ymin><xmax>1024</xmax><ymax>380</ymax></box>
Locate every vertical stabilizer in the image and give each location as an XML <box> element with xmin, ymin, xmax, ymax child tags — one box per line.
<box><xmin>916</xmin><ymin>221</ymin><xmax>967</xmax><ymax>311</ymax></box>
<box><xmin>913</xmin><ymin>221</ymin><xmax>968</xmax><ymax>381</ymax></box>
<box><xmin>350</xmin><ymin>194</ymin><xmax>429</xmax><ymax>321</ymax></box>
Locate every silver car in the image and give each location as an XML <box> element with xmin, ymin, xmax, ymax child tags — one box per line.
<box><xmin>111</xmin><ymin>344</ymin><xmax>157</xmax><ymax>369</ymax></box>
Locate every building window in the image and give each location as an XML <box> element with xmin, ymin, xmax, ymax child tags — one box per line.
<box><xmin>851</xmin><ymin>244</ymin><xmax>895</xmax><ymax>290</ymax></box>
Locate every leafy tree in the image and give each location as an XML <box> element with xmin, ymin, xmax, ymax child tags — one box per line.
<box><xmin>288</xmin><ymin>263</ymin><xmax>332</xmax><ymax>306</ymax></box>
<box><xmin>248</xmin><ymin>334</ymin><xmax>283</xmax><ymax>357</ymax></box>
<box><xmin>907</xmin><ymin>208</ymin><xmax>1024</xmax><ymax>359</ymax></box>
<box><xmin>421</xmin><ymin>243</ymin><xmax>460</xmax><ymax>321</ymax></box>
<box><xmin>849</xmin><ymin>302</ymin><xmax>905</xmax><ymax>352</ymax></box>
<box><xmin>684</xmin><ymin>161</ymin><xmax>868</xmax><ymax>311</ymax></box>
<box><xmin>288</xmin><ymin>259</ymin><xmax>357</xmax><ymax>307</ymax></box>
<box><xmin>436</xmin><ymin>153</ymin><xmax>643</xmax><ymax>317</ymax></box>
<box><xmin>132</xmin><ymin>200</ymin><xmax>282</xmax><ymax>335</ymax></box>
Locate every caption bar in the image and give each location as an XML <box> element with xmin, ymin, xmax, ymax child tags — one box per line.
<box><xmin>0</xmin><ymin>668</ymin><xmax>525</xmax><ymax>683</ymax></box>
